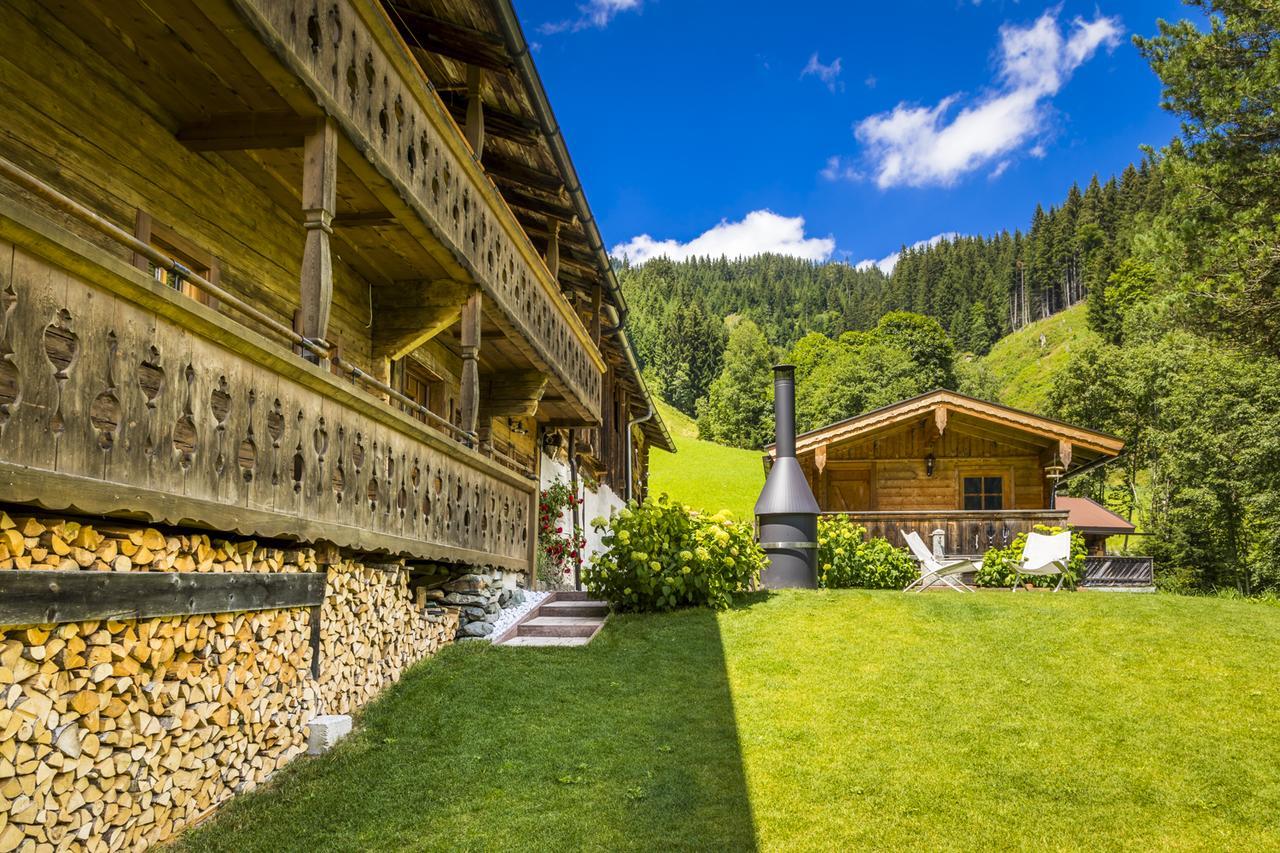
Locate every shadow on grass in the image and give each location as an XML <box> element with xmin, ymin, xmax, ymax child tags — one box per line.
<box><xmin>176</xmin><ymin>608</ymin><xmax>757</xmax><ymax>852</ymax></box>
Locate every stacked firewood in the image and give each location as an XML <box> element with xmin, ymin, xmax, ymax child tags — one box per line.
<box><xmin>0</xmin><ymin>607</ymin><xmax>318</xmax><ymax>851</ymax></box>
<box><xmin>0</xmin><ymin>512</ymin><xmax>314</xmax><ymax>575</ymax></box>
<box><xmin>318</xmin><ymin>562</ymin><xmax>458</xmax><ymax>715</ymax></box>
<box><xmin>0</xmin><ymin>514</ymin><xmax>460</xmax><ymax>851</ymax></box>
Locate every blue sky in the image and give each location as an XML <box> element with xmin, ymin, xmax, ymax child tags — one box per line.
<box><xmin>516</xmin><ymin>0</ymin><xmax>1193</xmax><ymax>270</ymax></box>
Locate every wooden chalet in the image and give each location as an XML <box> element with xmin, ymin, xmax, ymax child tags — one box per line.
<box><xmin>0</xmin><ymin>0</ymin><xmax>671</xmax><ymax>579</ymax></box>
<box><xmin>765</xmin><ymin>390</ymin><xmax>1126</xmax><ymax>557</ymax></box>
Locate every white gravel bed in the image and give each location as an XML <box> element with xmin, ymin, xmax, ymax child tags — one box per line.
<box><xmin>487</xmin><ymin>590</ymin><xmax>551</xmax><ymax>641</ymax></box>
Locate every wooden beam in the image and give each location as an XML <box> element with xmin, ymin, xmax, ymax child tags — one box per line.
<box><xmin>479</xmin><ymin>370</ymin><xmax>549</xmax><ymax>420</ymax></box>
<box><xmin>176</xmin><ymin>112</ymin><xmax>316</xmax><ymax>150</ymax></box>
<box><xmin>439</xmin><ymin>95</ymin><xmax>541</xmax><ymax>146</ymax></box>
<box><xmin>501</xmin><ymin>186</ymin><xmax>579</xmax><ymax>224</ymax></box>
<box><xmin>459</xmin><ymin>291</ymin><xmax>482</xmax><ymax>435</ymax></box>
<box><xmin>332</xmin><ymin>211</ymin><xmax>398</xmax><ymax>228</ymax></box>
<box><xmin>934</xmin><ymin>406</ymin><xmax>948</xmax><ymax>436</ymax></box>
<box><xmin>1059</xmin><ymin>439</ymin><xmax>1073</xmax><ymax>469</ymax></box>
<box><xmin>299</xmin><ymin>118</ymin><xmax>337</xmax><ymax>349</ymax></box>
<box><xmin>392</xmin><ymin>7</ymin><xmax>514</xmax><ymax>73</ymax></box>
<box><xmin>483</xmin><ymin>151</ymin><xmax>565</xmax><ymax>194</ymax></box>
<box><xmin>465</xmin><ymin>65</ymin><xmax>485</xmax><ymax>161</ymax></box>
<box><xmin>372</xmin><ymin>279</ymin><xmax>474</xmax><ymax>360</ymax></box>
<box><xmin>0</xmin><ymin>570</ymin><xmax>325</xmax><ymax>626</ymax></box>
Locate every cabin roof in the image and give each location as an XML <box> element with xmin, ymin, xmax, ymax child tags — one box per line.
<box><xmin>766</xmin><ymin>389</ymin><xmax>1125</xmax><ymax>475</ymax></box>
<box><xmin>381</xmin><ymin>0</ymin><xmax>673</xmax><ymax>452</ymax></box>
<box><xmin>1056</xmin><ymin>496</ymin><xmax>1136</xmax><ymax>536</ymax></box>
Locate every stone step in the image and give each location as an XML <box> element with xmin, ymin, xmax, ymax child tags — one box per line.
<box><xmin>502</xmin><ymin>635</ymin><xmax>591</xmax><ymax>647</ymax></box>
<box><xmin>518</xmin><ymin>616</ymin><xmax>602</xmax><ymax>638</ymax></box>
<box><xmin>539</xmin><ymin>600</ymin><xmax>609</xmax><ymax>618</ymax></box>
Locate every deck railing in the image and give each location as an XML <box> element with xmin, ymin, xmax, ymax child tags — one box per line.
<box><xmin>230</xmin><ymin>0</ymin><xmax>603</xmax><ymax>423</ymax></box>
<box><xmin>0</xmin><ymin>197</ymin><xmax>535</xmax><ymax>571</ymax></box>
<box><xmin>823</xmin><ymin>509</ymin><xmax>1070</xmax><ymax>555</ymax></box>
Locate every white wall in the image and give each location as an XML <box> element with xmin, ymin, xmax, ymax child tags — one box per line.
<box><xmin>539</xmin><ymin>452</ymin><xmax>626</xmax><ymax>565</ymax></box>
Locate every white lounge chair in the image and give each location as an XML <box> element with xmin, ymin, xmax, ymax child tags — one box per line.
<box><xmin>1008</xmin><ymin>530</ymin><xmax>1072</xmax><ymax>591</ymax></box>
<box><xmin>902</xmin><ymin>531</ymin><xmax>975</xmax><ymax>593</ymax></box>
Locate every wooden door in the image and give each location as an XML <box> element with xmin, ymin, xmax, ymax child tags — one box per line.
<box><xmin>828</xmin><ymin>467</ymin><xmax>873</xmax><ymax>511</ymax></box>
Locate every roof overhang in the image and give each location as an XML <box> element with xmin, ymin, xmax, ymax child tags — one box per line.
<box><xmin>766</xmin><ymin>389</ymin><xmax>1124</xmax><ymax>476</ymax></box>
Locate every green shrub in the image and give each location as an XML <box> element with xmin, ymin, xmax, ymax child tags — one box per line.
<box><xmin>586</xmin><ymin>495</ymin><xmax>765</xmax><ymax>611</ymax></box>
<box><xmin>974</xmin><ymin>525</ymin><xmax>1087</xmax><ymax>589</ymax></box>
<box><xmin>817</xmin><ymin>516</ymin><xmax>918</xmax><ymax>589</ymax></box>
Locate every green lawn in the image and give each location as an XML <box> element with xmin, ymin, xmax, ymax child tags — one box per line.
<box><xmin>649</xmin><ymin>399</ymin><xmax>763</xmax><ymax>520</ymax></box>
<box><xmin>178</xmin><ymin>592</ymin><xmax>1280</xmax><ymax>852</ymax></box>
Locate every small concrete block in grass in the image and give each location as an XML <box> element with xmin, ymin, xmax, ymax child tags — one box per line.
<box><xmin>307</xmin><ymin>714</ymin><xmax>352</xmax><ymax>755</ymax></box>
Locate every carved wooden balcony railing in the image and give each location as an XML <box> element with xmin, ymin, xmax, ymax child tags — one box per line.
<box><xmin>824</xmin><ymin>509</ymin><xmax>1070</xmax><ymax>555</ymax></box>
<box><xmin>0</xmin><ymin>201</ymin><xmax>534</xmax><ymax>571</ymax></box>
<box><xmin>230</xmin><ymin>0</ymin><xmax>603</xmax><ymax>424</ymax></box>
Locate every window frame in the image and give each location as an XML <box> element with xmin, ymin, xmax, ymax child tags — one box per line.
<box><xmin>132</xmin><ymin>211</ymin><xmax>219</xmax><ymax>308</ymax></box>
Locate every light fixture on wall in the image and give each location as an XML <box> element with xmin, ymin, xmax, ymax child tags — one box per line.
<box><xmin>925</xmin><ymin>453</ymin><xmax>936</xmax><ymax>477</ymax></box>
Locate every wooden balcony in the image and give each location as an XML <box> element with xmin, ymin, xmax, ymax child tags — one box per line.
<box><xmin>824</xmin><ymin>509</ymin><xmax>1070</xmax><ymax>556</ymax></box>
<box><xmin>226</xmin><ymin>0</ymin><xmax>603</xmax><ymax>425</ymax></box>
<box><xmin>0</xmin><ymin>200</ymin><xmax>534</xmax><ymax>571</ymax></box>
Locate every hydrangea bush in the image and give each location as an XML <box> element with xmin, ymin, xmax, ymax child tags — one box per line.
<box><xmin>817</xmin><ymin>515</ymin><xmax>918</xmax><ymax>589</ymax></box>
<box><xmin>586</xmin><ymin>495</ymin><xmax>764</xmax><ymax>611</ymax></box>
<box><xmin>974</xmin><ymin>525</ymin><xmax>1087</xmax><ymax>589</ymax></box>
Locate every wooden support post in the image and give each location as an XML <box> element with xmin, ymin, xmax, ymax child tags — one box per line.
<box><xmin>300</xmin><ymin>118</ymin><xmax>337</xmax><ymax>361</ymax></box>
<box><xmin>591</xmin><ymin>282</ymin><xmax>603</xmax><ymax>345</ymax></box>
<box><xmin>545</xmin><ymin>220</ymin><xmax>560</xmax><ymax>279</ymax></box>
<box><xmin>465</xmin><ymin>65</ymin><xmax>485</xmax><ymax>161</ymax></box>
<box><xmin>459</xmin><ymin>291</ymin><xmax>482</xmax><ymax>437</ymax></box>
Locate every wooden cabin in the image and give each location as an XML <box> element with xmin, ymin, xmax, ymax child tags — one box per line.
<box><xmin>765</xmin><ymin>390</ymin><xmax>1125</xmax><ymax>556</ymax></box>
<box><xmin>0</xmin><ymin>0</ymin><xmax>672</xmax><ymax>582</ymax></box>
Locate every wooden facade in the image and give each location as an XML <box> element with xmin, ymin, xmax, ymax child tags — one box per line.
<box><xmin>767</xmin><ymin>391</ymin><xmax>1125</xmax><ymax>555</ymax></box>
<box><xmin>0</xmin><ymin>0</ymin><xmax>670</xmax><ymax>575</ymax></box>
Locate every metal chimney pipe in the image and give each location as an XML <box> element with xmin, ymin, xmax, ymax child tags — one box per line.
<box><xmin>754</xmin><ymin>365</ymin><xmax>820</xmax><ymax>589</ymax></box>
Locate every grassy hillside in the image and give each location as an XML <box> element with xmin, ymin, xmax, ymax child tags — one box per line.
<box><xmin>649</xmin><ymin>400</ymin><xmax>763</xmax><ymax>521</ymax></box>
<box><xmin>981</xmin><ymin>303</ymin><xmax>1097</xmax><ymax>413</ymax></box>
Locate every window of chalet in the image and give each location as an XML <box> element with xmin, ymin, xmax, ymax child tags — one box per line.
<box><xmin>133</xmin><ymin>212</ymin><xmax>216</xmax><ymax>307</ymax></box>
<box><xmin>962</xmin><ymin>476</ymin><xmax>1004</xmax><ymax>511</ymax></box>
<box><xmin>398</xmin><ymin>360</ymin><xmax>452</xmax><ymax>427</ymax></box>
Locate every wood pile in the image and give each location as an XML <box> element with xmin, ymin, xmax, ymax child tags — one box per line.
<box><xmin>0</xmin><ymin>512</ymin><xmax>315</xmax><ymax>575</ymax></box>
<box><xmin>0</xmin><ymin>514</ymin><xmax>460</xmax><ymax>851</ymax></box>
<box><xmin>318</xmin><ymin>562</ymin><xmax>459</xmax><ymax>715</ymax></box>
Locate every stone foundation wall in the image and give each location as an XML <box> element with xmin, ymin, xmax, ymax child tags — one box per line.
<box><xmin>0</xmin><ymin>512</ymin><xmax>458</xmax><ymax>851</ymax></box>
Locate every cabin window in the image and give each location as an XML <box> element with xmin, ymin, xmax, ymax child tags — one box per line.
<box><xmin>400</xmin><ymin>361</ymin><xmax>447</xmax><ymax>425</ymax></box>
<box><xmin>132</xmin><ymin>212</ymin><xmax>216</xmax><ymax>306</ymax></box>
<box><xmin>962</xmin><ymin>476</ymin><xmax>1004</xmax><ymax>510</ymax></box>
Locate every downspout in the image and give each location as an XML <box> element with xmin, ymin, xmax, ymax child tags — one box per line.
<box><xmin>625</xmin><ymin>402</ymin><xmax>654</xmax><ymax>503</ymax></box>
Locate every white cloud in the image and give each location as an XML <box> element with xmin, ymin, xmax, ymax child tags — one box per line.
<box><xmin>540</xmin><ymin>0</ymin><xmax>641</xmax><ymax>34</ymax></box>
<box><xmin>851</xmin><ymin>10</ymin><xmax>1122</xmax><ymax>189</ymax></box>
<box><xmin>820</xmin><ymin>155</ymin><xmax>861</xmax><ymax>182</ymax></box>
<box><xmin>856</xmin><ymin>232</ymin><xmax>960</xmax><ymax>275</ymax></box>
<box><xmin>989</xmin><ymin>159</ymin><xmax>1012</xmax><ymax>179</ymax></box>
<box><xmin>612</xmin><ymin>210</ymin><xmax>836</xmax><ymax>264</ymax></box>
<box><xmin>802</xmin><ymin>53</ymin><xmax>844</xmax><ymax>92</ymax></box>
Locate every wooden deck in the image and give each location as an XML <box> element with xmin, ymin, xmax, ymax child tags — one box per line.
<box><xmin>825</xmin><ymin>509</ymin><xmax>1070</xmax><ymax>554</ymax></box>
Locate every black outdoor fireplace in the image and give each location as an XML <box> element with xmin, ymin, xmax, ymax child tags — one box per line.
<box><xmin>755</xmin><ymin>365</ymin><xmax>820</xmax><ymax>589</ymax></box>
